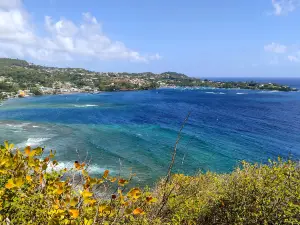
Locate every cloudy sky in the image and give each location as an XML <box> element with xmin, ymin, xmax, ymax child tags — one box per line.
<box><xmin>0</xmin><ymin>0</ymin><xmax>299</xmax><ymax>77</ymax></box>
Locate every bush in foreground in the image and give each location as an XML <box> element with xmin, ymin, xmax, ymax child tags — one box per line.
<box><xmin>0</xmin><ymin>141</ymin><xmax>299</xmax><ymax>224</ymax></box>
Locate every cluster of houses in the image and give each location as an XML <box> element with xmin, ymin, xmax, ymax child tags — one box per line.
<box><xmin>1</xmin><ymin>90</ymin><xmax>30</xmax><ymax>99</ymax></box>
<box><xmin>1</xmin><ymin>85</ymin><xmax>99</xmax><ymax>101</ymax></box>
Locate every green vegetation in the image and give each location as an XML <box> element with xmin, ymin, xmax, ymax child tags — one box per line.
<box><xmin>0</xmin><ymin>141</ymin><xmax>299</xmax><ymax>224</ymax></box>
<box><xmin>30</xmin><ymin>87</ymin><xmax>43</xmax><ymax>96</ymax></box>
<box><xmin>0</xmin><ymin>58</ymin><xmax>297</xmax><ymax>101</ymax></box>
<box><xmin>0</xmin><ymin>58</ymin><xmax>28</xmax><ymax>67</ymax></box>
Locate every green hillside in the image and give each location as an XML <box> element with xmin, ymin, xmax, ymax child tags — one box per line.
<box><xmin>0</xmin><ymin>57</ymin><xmax>298</xmax><ymax>101</ymax></box>
<box><xmin>0</xmin><ymin>58</ymin><xmax>29</xmax><ymax>68</ymax></box>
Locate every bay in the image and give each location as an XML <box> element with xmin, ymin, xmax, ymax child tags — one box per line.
<box><xmin>1</xmin><ymin>78</ymin><xmax>300</xmax><ymax>185</ymax></box>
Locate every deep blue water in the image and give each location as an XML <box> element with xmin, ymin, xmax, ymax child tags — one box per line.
<box><xmin>1</xmin><ymin>78</ymin><xmax>300</xmax><ymax>184</ymax></box>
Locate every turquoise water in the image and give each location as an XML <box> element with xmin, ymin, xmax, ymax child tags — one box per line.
<box><xmin>1</xmin><ymin>83</ymin><xmax>300</xmax><ymax>185</ymax></box>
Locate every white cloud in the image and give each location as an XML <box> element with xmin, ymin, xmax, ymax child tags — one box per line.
<box><xmin>271</xmin><ymin>0</ymin><xmax>298</xmax><ymax>15</ymax></box>
<box><xmin>288</xmin><ymin>52</ymin><xmax>300</xmax><ymax>63</ymax></box>
<box><xmin>148</xmin><ymin>53</ymin><xmax>162</xmax><ymax>60</ymax></box>
<box><xmin>0</xmin><ymin>0</ymin><xmax>22</xmax><ymax>9</ymax></box>
<box><xmin>264</xmin><ymin>42</ymin><xmax>287</xmax><ymax>53</ymax></box>
<box><xmin>264</xmin><ymin>42</ymin><xmax>300</xmax><ymax>64</ymax></box>
<box><xmin>288</xmin><ymin>55</ymin><xmax>300</xmax><ymax>62</ymax></box>
<box><xmin>0</xmin><ymin>1</ymin><xmax>160</xmax><ymax>63</ymax></box>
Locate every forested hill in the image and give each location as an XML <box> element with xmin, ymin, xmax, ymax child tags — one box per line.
<box><xmin>0</xmin><ymin>58</ymin><xmax>297</xmax><ymax>100</ymax></box>
<box><xmin>0</xmin><ymin>58</ymin><xmax>29</xmax><ymax>67</ymax></box>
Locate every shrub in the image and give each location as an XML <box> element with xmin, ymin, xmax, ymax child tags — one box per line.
<box><xmin>0</xmin><ymin>141</ymin><xmax>157</xmax><ymax>224</ymax></box>
<box><xmin>30</xmin><ymin>87</ymin><xmax>43</xmax><ymax>96</ymax></box>
<box><xmin>0</xmin><ymin>141</ymin><xmax>299</xmax><ymax>224</ymax></box>
<box><xmin>151</xmin><ymin>160</ymin><xmax>300</xmax><ymax>225</ymax></box>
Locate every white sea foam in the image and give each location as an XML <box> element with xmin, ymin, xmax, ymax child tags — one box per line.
<box><xmin>236</xmin><ymin>92</ymin><xmax>247</xmax><ymax>95</ymax></box>
<box><xmin>5</xmin><ymin>123</ymin><xmax>30</xmax><ymax>128</ymax></box>
<box><xmin>87</xmin><ymin>164</ymin><xmax>112</xmax><ymax>174</ymax></box>
<box><xmin>205</xmin><ymin>92</ymin><xmax>226</xmax><ymax>95</ymax></box>
<box><xmin>73</xmin><ymin>104</ymin><xmax>98</xmax><ymax>108</ymax></box>
<box><xmin>47</xmin><ymin>161</ymin><xmax>112</xmax><ymax>174</ymax></box>
<box><xmin>26</xmin><ymin>137</ymin><xmax>51</xmax><ymax>146</ymax></box>
<box><xmin>17</xmin><ymin>137</ymin><xmax>51</xmax><ymax>148</ymax></box>
<box><xmin>258</xmin><ymin>90</ymin><xmax>281</xmax><ymax>93</ymax></box>
<box><xmin>46</xmin><ymin>161</ymin><xmax>73</xmax><ymax>173</ymax></box>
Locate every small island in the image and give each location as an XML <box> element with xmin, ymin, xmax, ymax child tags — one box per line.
<box><xmin>0</xmin><ymin>58</ymin><xmax>297</xmax><ymax>101</ymax></box>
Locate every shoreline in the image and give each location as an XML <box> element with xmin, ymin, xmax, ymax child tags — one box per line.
<box><xmin>2</xmin><ymin>81</ymin><xmax>300</xmax><ymax>106</ymax></box>
<box><xmin>1</xmin><ymin>85</ymin><xmax>299</xmax><ymax>104</ymax></box>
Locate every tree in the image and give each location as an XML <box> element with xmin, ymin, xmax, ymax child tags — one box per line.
<box><xmin>30</xmin><ymin>87</ymin><xmax>43</xmax><ymax>96</ymax></box>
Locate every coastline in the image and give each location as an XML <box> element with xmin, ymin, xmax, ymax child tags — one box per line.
<box><xmin>0</xmin><ymin>59</ymin><xmax>298</xmax><ymax>104</ymax></box>
<box><xmin>1</xmin><ymin>85</ymin><xmax>299</xmax><ymax>105</ymax></box>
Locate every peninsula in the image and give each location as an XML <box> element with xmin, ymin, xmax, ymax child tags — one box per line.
<box><xmin>0</xmin><ymin>58</ymin><xmax>297</xmax><ymax>100</ymax></box>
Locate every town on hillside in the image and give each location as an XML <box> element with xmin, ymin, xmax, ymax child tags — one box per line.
<box><xmin>0</xmin><ymin>58</ymin><xmax>297</xmax><ymax>101</ymax></box>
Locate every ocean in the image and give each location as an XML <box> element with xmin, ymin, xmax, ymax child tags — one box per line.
<box><xmin>1</xmin><ymin>78</ymin><xmax>300</xmax><ymax>185</ymax></box>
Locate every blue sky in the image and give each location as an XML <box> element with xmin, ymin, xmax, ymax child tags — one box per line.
<box><xmin>0</xmin><ymin>0</ymin><xmax>299</xmax><ymax>77</ymax></box>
